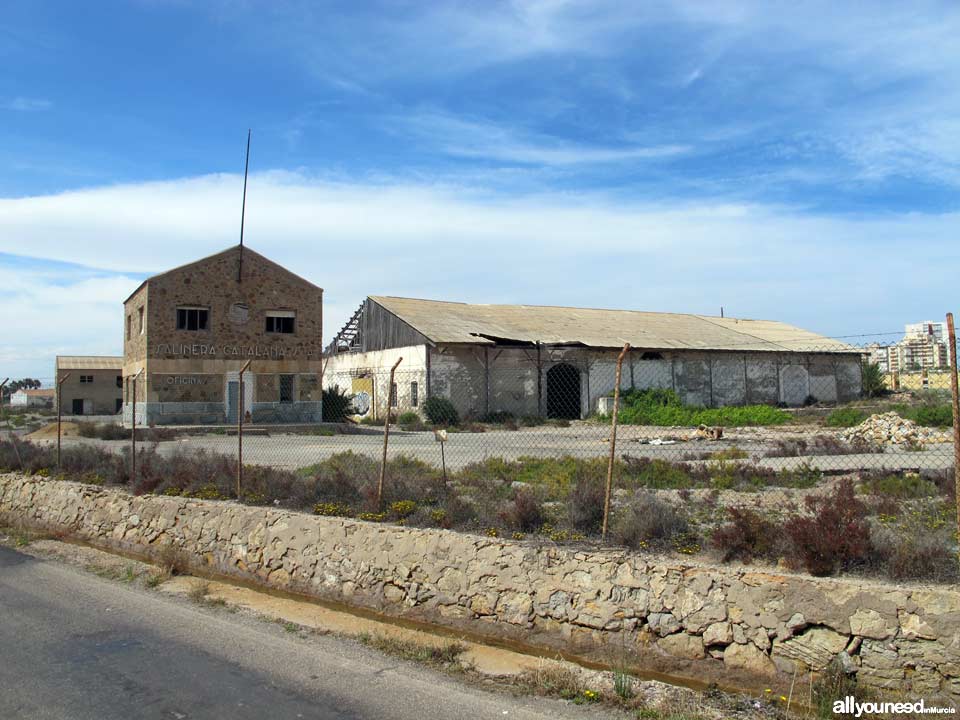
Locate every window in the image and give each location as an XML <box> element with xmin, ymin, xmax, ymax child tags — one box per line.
<box><xmin>116</xmin><ymin>376</ymin><xmax>122</xmax><ymax>389</ymax></box>
<box><xmin>265</xmin><ymin>310</ymin><xmax>296</xmax><ymax>334</ymax></box>
<box><xmin>80</xmin><ymin>375</ymin><xmax>93</xmax><ymax>384</ymax></box>
<box><xmin>279</xmin><ymin>375</ymin><xmax>295</xmax><ymax>403</ymax></box>
<box><xmin>176</xmin><ymin>307</ymin><xmax>209</xmax><ymax>331</ymax></box>
<box><xmin>410</xmin><ymin>381</ymin><xmax>418</xmax><ymax>408</ymax></box>
<box><xmin>390</xmin><ymin>382</ymin><xmax>398</xmax><ymax>408</ymax></box>
<box><xmin>126</xmin><ymin>314</ymin><xmax>131</xmax><ymax>341</ymax></box>
<box><xmin>138</xmin><ymin>306</ymin><xmax>144</xmax><ymax>334</ymax></box>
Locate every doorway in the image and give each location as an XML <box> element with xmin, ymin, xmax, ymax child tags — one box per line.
<box><xmin>546</xmin><ymin>363</ymin><xmax>581</xmax><ymax>419</ymax></box>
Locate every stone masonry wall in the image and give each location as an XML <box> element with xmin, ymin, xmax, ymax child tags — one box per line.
<box><xmin>1</xmin><ymin>473</ymin><xmax>956</xmax><ymax>702</ymax></box>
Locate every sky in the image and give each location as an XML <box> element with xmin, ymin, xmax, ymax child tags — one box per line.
<box><xmin>1</xmin><ymin>0</ymin><xmax>958</xmax><ymax>382</ymax></box>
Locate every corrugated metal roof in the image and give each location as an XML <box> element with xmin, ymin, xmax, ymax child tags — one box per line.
<box><xmin>369</xmin><ymin>296</ymin><xmax>857</xmax><ymax>353</ymax></box>
<box><xmin>56</xmin><ymin>356</ymin><xmax>123</xmax><ymax>370</ymax></box>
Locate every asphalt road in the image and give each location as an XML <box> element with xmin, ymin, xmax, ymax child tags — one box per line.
<box><xmin>0</xmin><ymin>545</ymin><xmax>609</xmax><ymax>720</ymax></box>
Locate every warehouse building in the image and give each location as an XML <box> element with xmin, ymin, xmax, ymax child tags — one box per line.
<box><xmin>122</xmin><ymin>245</ymin><xmax>323</xmax><ymax>425</ymax></box>
<box><xmin>55</xmin><ymin>356</ymin><xmax>124</xmax><ymax>416</ymax></box>
<box><xmin>325</xmin><ymin>296</ymin><xmax>862</xmax><ymax>421</ymax></box>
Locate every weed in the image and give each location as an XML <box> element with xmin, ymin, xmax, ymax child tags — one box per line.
<box><xmin>611</xmin><ymin>494</ymin><xmax>690</xmax><ymax>550</ymax></box>
<box><xmin>825</xmin><ymin>408</ymin><xmax>867</xmax><ymax>428</ymax></box>
<box><xmin>357</xmin><ymin>633</ymin><xmax>467</xmax><ymax>669</ymax></box>
<box><xmin>145</xmin><ymin>569</ymin><xmax>170</xmax><ymax>588</ymax></box>
<box><xmin>613</xmin><ymin>669</ymin><xmax>635</xmax><ymax>700</ymax></box>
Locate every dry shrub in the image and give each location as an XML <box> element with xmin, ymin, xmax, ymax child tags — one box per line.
<box><xmin>784</xmin><ymin>479</ymin><xmax>871</xmax><ymax>576</ymax></box>
<box><xmin>612</xmin><ymin>493</ymin><xmax>688</xmax><ymax>549</ymax></box>
<box><xmin>566</xmin><ymin>473</ymin><xmax>605</xmax><ymax>534</ymax></box>
<box><xmin>500</xmin><ymin>490</ymin><xmax>544</xmax><ymax>532</ymax></box>
<box><xmin>711</xmin><ymin>507</ymin><xmax>782</xmax><ymax>563</ymax></box>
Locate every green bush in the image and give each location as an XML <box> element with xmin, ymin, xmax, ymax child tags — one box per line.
<box><xmin>616</xmin><ymin>388</ymin><xmax>790</xmax><ymax>427</ymax></box>
<box><xmin>895</xmin><ymin>404</ymin><xmax>953</xmax><ymax>428</ymax></box>
<box><xmin>860</xmin><ymin>362</ymin><xmax>887</xmax><ymax>398</ymax></box>
<box><xmin>825</xmin><ymin>407</ymin><xmax>867</xmax><ymax>428</ymax></box>
<box><xmin>859</xmin><ymin>472</ymin><xmax>940</xmax><ymax>498</ymax></box>
<box><xmin>422</xmin><ymin>396</ymin><xmax>459</xmax><ymax>426</ymax></box>
<box><xmin>321</xmin><ymin>387</ymin><xmax>355</xmax><ymax>422</ymax></box>
<box><xmin>397</xmin><ymin>411</ymin><xmax>421</xmax><ymax>426</ymax></box>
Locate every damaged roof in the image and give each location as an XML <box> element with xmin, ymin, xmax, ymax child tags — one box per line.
<box><xmin>368</xmin><ymin>296</ymin><xmax>857</xmax><ymax>353</ymax></box>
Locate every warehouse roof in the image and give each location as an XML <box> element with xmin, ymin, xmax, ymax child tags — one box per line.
<box><xmin>56</xmin><ymin>356</ymin><xmax>123</xmax><ymax>370</ymax></box>
<box><xmin>369</xmin><ymin>296</ymin><xmax>857</xmax><ymax>353</ymax></box>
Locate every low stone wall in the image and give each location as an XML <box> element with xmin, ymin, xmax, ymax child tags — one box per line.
<box><xmin>2</xmin><ymin>473</ymin><xmax>957</xmax><ymax>702</ymax></box>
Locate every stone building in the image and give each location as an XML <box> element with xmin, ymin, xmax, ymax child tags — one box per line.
<box><xmin>55</xmin><ymin>356</ymin><xmax>124</xmax><ymax>416</ymax></box>
<box><xmin>325</xmin><ymin>296</ymin><xmax>862</xmax><ymax>421</ymax></box>
<box><xmin>122</xmin><ymin>245</ymin><xmax>323</xmax><ymax>425</ymax></box>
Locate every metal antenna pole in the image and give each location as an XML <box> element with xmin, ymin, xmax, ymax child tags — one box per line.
<box><xmin>238</xmin><ymin>128</ymin><xmax>251</xmax><ymax>283</ymax></box>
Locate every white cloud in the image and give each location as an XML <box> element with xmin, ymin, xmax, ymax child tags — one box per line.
<box><xmin>3</xmin><ymin>96</ymin><xmax>52</xmax><ymax>111</ymax></box>
<box><xmin>0</xmin><ymin>265</ymin><xmax>140</xmax><ymax>381</ymax></box>
<box><xmin>396</xmin><ymin>112</ymin><xmax>689</xmax><ymax>166</ymax></box>
<box><xmin>1</xmin><ymin>170</ymin><xmax>958</xmax><ymax>380</ymax></box>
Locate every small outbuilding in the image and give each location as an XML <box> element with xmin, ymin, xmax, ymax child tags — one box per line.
<box><xmin>325</xmin><ymin>296</ymin><xmax>862</xmax><ymax>421</ymax></box>
<box><xmin>10</xmin><ymin>388</ymin><xmax>55</xmax><ymax>408</ymax></box>
<box><xmin>55</xmin><ymin>356</ymin><xmax>124</xmax><ymax>416</ymax></box>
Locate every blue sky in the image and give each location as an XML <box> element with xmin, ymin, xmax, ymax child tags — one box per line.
<box><xmin>1</xmin><ymin>1</ymin><xmax>958</xmax><ymax>381</ymax></box>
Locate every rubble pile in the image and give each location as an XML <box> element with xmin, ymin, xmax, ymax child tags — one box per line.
<box><xmin>841</xmin><ymin>412</ymin><xmax>951</xmax><ymax>448</ymax></box>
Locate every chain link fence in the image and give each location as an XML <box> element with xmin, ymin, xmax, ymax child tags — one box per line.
<box><xmin>3</xmin><ymin>333</ymin><xmax>959</xmax><ymax>585</ymax></box>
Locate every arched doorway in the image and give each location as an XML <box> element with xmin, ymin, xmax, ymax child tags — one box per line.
<box><xmin>547</xmin><ymin>363</ymin><xmax>581</xmax><ymax>419</ymax></box>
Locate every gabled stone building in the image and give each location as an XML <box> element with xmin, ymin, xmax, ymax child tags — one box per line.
<box><xmin>122</xmin><ymin>245</ymin><xmax>323</xmax><ymax>425</ymax></box>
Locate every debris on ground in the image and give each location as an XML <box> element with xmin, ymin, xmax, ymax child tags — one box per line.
<box><xmin>841</xmin><ymin>412</ymin><xmax>950</xmax><ymax>448</ymax></box>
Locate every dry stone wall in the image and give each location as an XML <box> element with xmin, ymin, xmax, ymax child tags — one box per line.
<box><xmin>1</xmin><ymin>473</ymin><xmax>957</xmax><ymax>702</ymax></box>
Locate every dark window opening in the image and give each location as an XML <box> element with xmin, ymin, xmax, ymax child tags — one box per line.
<box><xmin>116</xmin><ymin>376</ymin><xmax>122</xmax><ymax>389</ymax></box>
<box><xmin>546</xmin><ymin>363</ymin><xmax>581</xmax><ymax>420</ymax></box>
<box><xmin>390</xmin><ymin>382</ymin><xmax>398</xmax><ymax>408</ymax></box>
<box><xmin>279</xmin><ymin>375</ymin><xmax>295</xmax><ymax>403</ymax></box>
<box><xmin>176</xmin><ymin>307</ymin><xmax>209</xmax><ymax>331</ymax></box>
<box><xmin>72</xmin><ymin>399</ymin><xmax>84</xmax><ymax>414</ymax></box>
<box><xmin>80</xmin><ymin>375</ymin><xmax>93</xmax><ymax>384</ymax></box>
<box><xmin>640</xmin><ymin>352</ymin><xmax>664</xmax><ymax>360</ymax></box>
<box><xmin>410</xmin><ymin>381</ymin><xmax>418</xmax><ymax>408</ymax></box>
<box><xmin>266</xmin><ymin>313</ymin><xmax>296</xmax><ymax>334</ymax></box>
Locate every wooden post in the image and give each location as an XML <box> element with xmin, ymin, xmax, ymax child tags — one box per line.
<box><xmin>946</xmin><ymin>313</ymin><xmax>960</xmax><ymax>565</ymax></box>
<box><xmin>131</xmin><ymin>369</ymin><xmax>143</xmax><ymax>483</ymax></box>
<box><xmin>377</xmin><ymin>357</ymin><xmax>402</xmax><ymax>509</ymax></box>
<box><xmin>0</xmin><ymin>378</ymin><xmax>7</xmax><ymax>429</ymax></box>
<box><xmin>237</xmin><ymin>360</ymin><xmax>252</xmax><ymax>500</ymax></box>
<box><xmin>56</xmin><ymin>373</ymin><xmax>71</xmax><ymax>469</ymax></box>
<box><xmin>602</xmin><ymin>343</ymin><xmax>630</xmax><ymax>542</ymax></box>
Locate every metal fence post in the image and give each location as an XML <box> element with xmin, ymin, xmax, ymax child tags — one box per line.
<box><xmin>377</xmin><ymin>357</ymin><xmax>402</xmax><ymax>509</ymax></box>
<box><xmin>602</xmin><ymin>343</ymin><xmax>630</xmax><ymax>542</ymax></box>
<box><xmin>946</xmin><ymin>313</ymin><xmax>960</xmax><ymax>564</ymax></box>
<box><xmin>56</xmin><ymin>373</ymin><xmax>70</xmax><ymax>470</ymax></box>
<box><xmin>0</xmin><ymin>379</ymin><xmax>8</xmax><ymax>426</ymax></box>
<box><xmin>237</xmin><ymin>360</ymin><xmax>252</xmax><ymax>500</ymax></box>
<box><xmin>131</xmin><ymin>369</ymin><xmax>143</xmax><ymax>483</ymax></box>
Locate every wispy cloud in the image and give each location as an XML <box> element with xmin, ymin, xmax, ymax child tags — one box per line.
<box><xmin>0</xmin><ymin>170</ymin><xmax>957</xmax><ymax>380</ymax></box>
<box><xmin>397</xmin><ymin>112</ymin><xmax>690</xmax><ymax>167</ymax></box>
<box><xmin>3</xmin><ymin>96</ymin><xmax>52</xmax><ymax>111</ymax></box>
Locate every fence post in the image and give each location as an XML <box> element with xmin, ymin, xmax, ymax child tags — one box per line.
<box><xmin>602</xmin><ymin>343</ymin><xmax>630</xmax><ymax>542</ymax></box>
<box><xmin>377</xmin><ymin>357</ymin><xmax>402</xmax><ymax>509</ymax></box>
<box><xmin>131</xmin><ymin>369</ymin><xmax>143</xmax><ymax>483</ymax></box>
<box><xmin>0</xmin><ymin>379</ymin><xmax>8</xmax><ymax>426</ymax></box>
<box><xmin>237</xmin><ymin>360</ymin><xmax>252</xmax><ymax>500</ymax></box>
<box><xmin>946</xmin><ymin>313</ymin><xmax>960</xmax><ymax>564</ymax></box>
<box><xmin>56</xmin><ymin>373</ymin><xmax>70</xmax><ymax>470</ymax></box>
